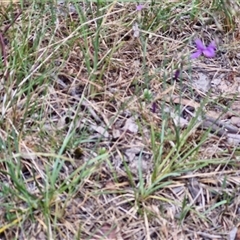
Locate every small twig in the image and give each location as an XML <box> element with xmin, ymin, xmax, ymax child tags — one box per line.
<box><xmin>205</xmin><ymin>115</ymin><xmax>240</xmax><ymax>134</ymax></box>
<box><xmin>200</xmin><ymin>115</ymin><xmax>240</xmax><ymax>138</ymax></box>
<box><xmin>195</xmin><ymin>231</ymin><xmax>223</xmax><ymax>239</ymax></box>
<box><xmin>3</xmin><ymin>10</ymin><xmax>22</xmax><ymax>34</ymax></box>
<box><xmin>200</xmin><ymin>119</ymin><xmax>227</xmax><ymax>137</ymax></box>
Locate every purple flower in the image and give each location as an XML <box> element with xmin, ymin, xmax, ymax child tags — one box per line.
<box><xmin>191</xmin><ymin>39</ymin><xmax>216</xmax><ymax>59</ymax></box>
<box><xmin>151</xmin><ymin>102</ymin><xmax>157</xmax><ymax>113</ymax></box>
<box><xmin>174</xmin><ymin>69</ymin><xmax>180</xmax><ymax>80</ymax></box>
<box><xmin>136</xmin><ymin>4</ymin><xmax>144</xmax><ymax>11</ymax></box>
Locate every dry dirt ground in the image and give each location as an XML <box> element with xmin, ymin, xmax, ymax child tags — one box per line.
<box><xmin>1</xmin><ymin>1</ymin><xmax>240</xmax><ymax>239</ymax></box>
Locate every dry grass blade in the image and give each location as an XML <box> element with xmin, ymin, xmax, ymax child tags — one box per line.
<box><xmin>0</xmin><ymin>0</ymin><xmax>19</xmax><ymax>5</ymax></box>
<box><xmin>0</xmin><ymin>1</ymin><xmax>240</xmax><ymax>239</ymax></box>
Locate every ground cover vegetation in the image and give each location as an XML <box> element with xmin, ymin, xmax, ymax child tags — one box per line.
<box><xmin>0</xmin><ymin>0</ymin><xmax>240</xmax><ymax>239</ymax></box>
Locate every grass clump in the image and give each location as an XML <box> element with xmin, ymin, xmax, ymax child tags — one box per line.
<box><xmin>0</xmin><ymin>0</ymin><xmax>240</xmax><ymax>239</ymax></box>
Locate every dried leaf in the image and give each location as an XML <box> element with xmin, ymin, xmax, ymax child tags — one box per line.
<box><xmin>230</xmin><ymin>116</ymin><xmax>240</xmax><ymax>128</ymax></box>
<box><xmin>112</xmin><ymin>129</ymin><xmax>121</xmax><ymax>139</ymax></box>
<box><xmin>192</xmin><ymin>72</ymin><xmax>211</xmax><ymax>93</ymax></box>
<box><xmin>132</xmin><ymin>22</ymin><xmax>140</xmax><ymax>38</ymax></box>
<box><xmin>229</xmin><ymin>227</ymin><xmax>237</xmax><ymax>240</ymax></box>
<box><xmin>57</xmin><ymin>116</ymin><xmax>67</xmax><ymax>129</ymax></box>
<box><xmin>187</xmin><ymin>177</ymin><xmax>202</xmax><ymax>204</ymax></box>
<box><xmin>212</xmin><ymin>73</ymin><xmax>240</xmax><ymax>94</ymax></box>
<box><xmin>125</xmin><ymin>147</ymin><xmax>142</xmax><ymax>161</ymax></box>
<box><xmin>91</xmin><ymin>125</ymin><xmax>109</xmax><ymax>138</ymax></box>
<box><xmin>227</xmin><ymin>133</ymin><xmax>240</xmax><ymax>146</ymax></box>
<box><xmin>170</xmin><ymin>112</ymin><xmax>189</xmax><ymax>128</ymax></box>
<box><xmin>122</xmin><ymin>117</ymin><xmax>138</xmax><ymax>133</ymax></box>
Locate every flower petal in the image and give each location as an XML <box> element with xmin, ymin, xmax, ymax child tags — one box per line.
<box><xmin>191</xmin><ymin>50</ymin><xmax>202</xmax><ymax>59</ymax></box>
<box><xmin>174</xmin><ymin>69</ymin><xmax>180</xmax><ymax>80</ymax></box>
<box><xmin>136</xmin><ymin>4</ymin><xmax>144</xmax><ymax>11</ymax></box>
<box><xmin>194</xmin><ymin>39</ymin><xmax>205</xmax><ymax>50</ymax></box>
<box><xmin>208</xmin><ymin>41</ymin><xmax>216</xmax><ymax>50</ymax></box>
<box><xmin>203</xmin><ymin>47</ymin><xmax>215</xmax><ymax>58</ymax></box>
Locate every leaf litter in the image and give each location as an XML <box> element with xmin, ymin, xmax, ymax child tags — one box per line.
<box><xmin>1</xmin><ymin>1</ymin><xmax>240</xmax><ymax>239</ymax></box>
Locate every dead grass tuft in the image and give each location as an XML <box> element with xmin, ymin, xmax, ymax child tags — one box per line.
<box><xmin>0</xmin><ymin>0</ymin><xmax>240</xmax><ymax>239</ymax></box>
